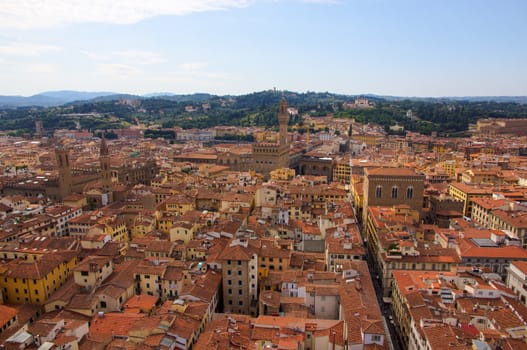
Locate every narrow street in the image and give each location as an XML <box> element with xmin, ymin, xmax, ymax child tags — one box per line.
<box><xmin>357</xmin><ymin>221</ymin><xmax>403</xmax><ymax>350</ymax></box>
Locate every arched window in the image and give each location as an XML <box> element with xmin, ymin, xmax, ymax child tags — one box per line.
<box><xmin>375</xmin><ymin>185</ymin><xmax>382</xmax><ymax>198</ymax></box>
<box><xmin>391</xmin><ymin>186</ymin><xmax>398</xmax><ymax>199</ymax></box>
<box><xmin>407</xmin><ymin>186</ymin><xmax>414</xmax><ymax>199</ymax></box>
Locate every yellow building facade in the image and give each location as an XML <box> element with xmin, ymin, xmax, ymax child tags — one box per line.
<box><xmin>0</xmin><ymin>251</ymin><xmax>78</xmax><ymax>305</ymax></box>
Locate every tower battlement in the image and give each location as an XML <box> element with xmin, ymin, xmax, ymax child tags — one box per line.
<box><xmin>252</xmin><ymin>98</ymin><xmax>291</xmax><ymax>177</ymax></box>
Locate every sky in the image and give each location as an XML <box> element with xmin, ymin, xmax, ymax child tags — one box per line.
<box><xmin>1</xmin><ymin>0</ymin><xmax>526</xmax><ymax>97</ymax></box>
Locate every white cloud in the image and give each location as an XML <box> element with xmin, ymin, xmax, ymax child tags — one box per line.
<box><xmin>0</xmin><ymin>0</ymin><xmax>252</xmax><ymax>29</ymax></box>
<box><xmin>80</xmin><ymin>50</ymin><xmax>109</xmax><ymax>61</ymax></box>
<box><xmin>27</xmin><ymin>63</ymin><xmax>58</xmax><ymax>73</ymax></box>
<box><xmin>179</xmin><ymin>62</ymin><xmax>208</xmax><ymax>71</ymax></box>
<box><xmin>0</xmin><ymin>42</ymin><xmax>61</xmax><ymax>56</ymax></box>
<box><xmin>96</xmin><ymin>63</ymin><xmax>142</xmax><ymax>78</ymax></box>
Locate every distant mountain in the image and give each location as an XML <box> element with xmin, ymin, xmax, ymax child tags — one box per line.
<box><xmin>0</xmin><ymin>95</ymin><xmax>45</xmax><ymax>107</ymax></box>
<box><xmin>142</xmin><ymin>92</ymin><xmax>176</xmax><ymax>98</ymax></box>
<box><xmin>66</xmin><ymin>92</ymin><xmax>217</xmax><ymax>106</ymax></box>
<box><xmin>150</xmin><ymin>93</ymin><xmax>215</xmax><ymax>102</ymax></box>
<box><xmin>363</xmin><ymin>94</ymin><xmax>527</xmax><ymax>104</ymax></box>
<box><xmin>77</xmin><ymin>93</ymin><xmax>143</xmax><ymax>103</ymax></box>
<box><xmin>1</xmin><ymin>90</ymin><xmax>527</xmax><ymax>108</ymax></box>
<box><xmin>446</xmin><ymin>96</ymin><xmax>527</xmax><ymax>104</ymax></box>
<box><xmin>0</xmin><ymin>90</ymin><xmax>117</xmax><ymax>107</ymax></box>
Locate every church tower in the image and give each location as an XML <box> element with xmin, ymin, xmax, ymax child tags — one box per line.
<box><xmin>100</xmin><ymin>137</ymin><xmax>113</xmax><ymax>204</ymax></box>
<box><xmin>55</xmin><ymin>147</ymin><xmax>72</xmax><ymax>200</ymax></box>
<box><xmin>35</xmin><ymin>119</ymin><xmax>43</xmax><ymax>139</ymax></box>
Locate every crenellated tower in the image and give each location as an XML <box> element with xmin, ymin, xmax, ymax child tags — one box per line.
<box><xmin>252</xmin><ymin>98</ymin><xmax>291</xmax><ymax>177</ymax></box>
<box><xmin>278</xmin><ymin>97</ymin><xmax>289</xmax><ymax>148</ymax></box>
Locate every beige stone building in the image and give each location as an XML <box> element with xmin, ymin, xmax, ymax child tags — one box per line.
<box><xmin>448</xmin><ymin>182</ymin><xmax>492</xmax><ymax>217</ymax></box>
<box><xmin>73</xmin><ymin>256</ymin><xmax>114</xmax><ymax>290</ymax></box>
<box><xmin>362</xmin><ymin>167</ymin><xmax>425</xmax><ymax>223</ymax></box>
<box><xmin>507</xmin><ymin>261</ymin><xmax>527</xmax><ymax>305</ymax></box>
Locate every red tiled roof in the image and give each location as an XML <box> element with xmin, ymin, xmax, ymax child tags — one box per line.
<box><xmin>89</xmin><ymin>313</ymin><xmax>146</xmax><ymax>338</ymax></box>
<box><xmin>0</xmin><ymin>305</ymin><xmax>17</xmax><ymax>328</ymax></box>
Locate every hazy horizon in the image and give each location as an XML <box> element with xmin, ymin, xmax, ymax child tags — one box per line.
<box><xmin>3</xmin><ymin>89</ymin><xmax>527</xmax><ymax>99</ymax></box>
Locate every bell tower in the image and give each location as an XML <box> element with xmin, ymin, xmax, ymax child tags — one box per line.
<box><xmin>100</xmin><ymin>136</ymin><xmax>113</xmax><ymax>203</ymax></box>
<box><xmin>55</xmin><ymin>147</ymin><xmax>72</xmax><ymax>200</ymax></box>
<box><xmin>35</xmin><ymin>119</ymin><xmax>43</xmax><ymax>139</ymax></box>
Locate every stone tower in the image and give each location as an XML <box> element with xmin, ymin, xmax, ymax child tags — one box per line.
<box><xmin>35</xmin><ymin>119</ymin><xmax>43</xmax><ymax>139</ymax></box>
<box><xmin>278</xmin><ymin>97</ymin><xmax>289</xmax><ymax>148</ymax></box>
<box><xmin>55</xmin><ymin>147</ymin><xmax>72</xmax><ymax>200</ymax></box>
<box><xmin>276</xmin><ymin>97</ymin><xmax>290</xmax><ymax>169</ymax></box>
<box><xmin>252</xmin><ymin>98</ymin><xmax>291</xmax><ymax>176</ymax></box>
<box><xmin>100</xmin><ymin>137</ymin><xmax>113</xmax><ymax>204</ymax></box>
